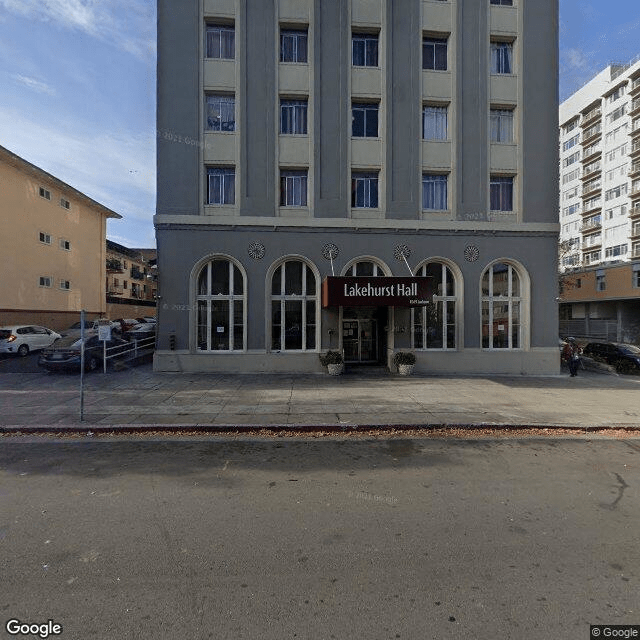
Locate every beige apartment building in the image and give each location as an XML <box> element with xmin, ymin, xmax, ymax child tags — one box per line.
<box><xmin>0</xmin><ymin>145</ymin><xmax>121</xmax><ymax>330</ymax></box>
<box><xmin>106</xmin><ymin>240</ymin><xmax>157</xmax><ymax>318</ymax></box>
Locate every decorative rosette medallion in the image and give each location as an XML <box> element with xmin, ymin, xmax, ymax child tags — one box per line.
<box><xmin>322</xmin><ymin>243</ymin><xmax>340</xmax><ymax>261</ymax></box>
<box><xmin>464</xmin><ymin>245</ymin><xmax>480</xmax><ymax>262</ymax></box>
<box><xmin>247</xmin><ymin>241</ymin><xmax>265</xmax><ymax>260</ymax></box>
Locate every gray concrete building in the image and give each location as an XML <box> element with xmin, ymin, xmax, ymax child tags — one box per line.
<box><xmin>154</xmin><ymin>0</ymin><xmax>560</xmax><ymax>374</ymax></box>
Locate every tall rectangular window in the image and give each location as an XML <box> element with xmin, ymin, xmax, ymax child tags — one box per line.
<box><xmin>207</xmin><ymin>167</ymin><xmax>235</xmax><ymax>205</ymax></box>
<box><xmin>423</xmin><ymin>105</ymin><xmax>448</xmax><ymax>140</ymax></box>
<box><xmin>491</xmin><ymin>41</ymin><xmax>513</xmax><ymax>74</ymax></box>
<box><xmin>280</xmin><ymin>29</ymin><xmax>308</xmax><ymax>63</ymax></box>
<box><xmin>280</xmin><ymin>99</ymin><xmax>308</xmax><ymax>134</ymax></box>
<box><xmin>490</xmin><ymin>176</ymin><xmax>514</xmax><ymax>211</ymax></box>
<box><xmin>423</xmin><ymin>37</ymin><xmax>448</xmax><ymax>71</ymax></box>
<box><xmin>352</xmin><ymin>103</ymin><xmax>379</xmax><ymax>137</ymax></box>
<box><xmin>205</xmin><ymin>94</ymin><xmax>235</xmax><ymax>131</ymax></box>
<box><xmin>422</xmin><ymin>175</ymin><xmax>448</xmax><ymax>210</ymax></box>
<box><xmin>352</xmin><ymin>172</ymin><xmax>379</xmax><ymax>208</ymax></box>
<box><xmin>206</xmin><ymin>24</ymin><xmax>235</xmax><ymax>59</ymax></box>
<box><xmin>352</xmin><ymin>33</ymin><xmax>378</xmax><ymax>67</ymax></box>
<box><xmin>490</xmin><ymin>108</ymin><xmax>514</xmax><ymax>142</ymax></box>
<box><xmin>280</xmin><ymin>170</ymin><xmax>308</xmax><ymax>207</ymax></box>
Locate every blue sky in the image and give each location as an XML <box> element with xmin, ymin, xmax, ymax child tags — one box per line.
<box><xmin>0</xmin><ymin>0</ymin><xmax>639</xmax><ymax>249</ymax></box>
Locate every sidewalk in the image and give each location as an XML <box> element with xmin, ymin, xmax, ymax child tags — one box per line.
<box><xmin>1</xmin><ymin>363</ymin><xmax>640</xmax><ymax>431</ymax></box>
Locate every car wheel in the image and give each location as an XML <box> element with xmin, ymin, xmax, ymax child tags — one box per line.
<box><xmin>86</xmin><ymin>356</ymin><xmax>98</xmax><ymax>372</ymax></box>
<box><xmin>615</xmin><ymin>359</ymin><xmax>630</xmax><ymax>374</ymax></box>
<box><xmin>17</xmin><ymin>344</ymin><xmax>29</xmax><ymax>357</ymax></box>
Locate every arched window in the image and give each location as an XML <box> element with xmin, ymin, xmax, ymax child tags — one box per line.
<box><xmin>196</xmin><ymin>258</ymin><xmax>245</xmax><ymax>351</ymax></box>
<box><xmin>343</xmin><ymin>259</ymin><xmax>388</xmax><ymax>276</ymax></box>
<box><xmin>271</xmin><ymin>259</ymin><xmax>318</xmax><ymax>351</ymax></box>
<box><xmin>413</xmin><ymin>261</ymin><xmax>458</xmax><ymax>350</ymax></box>
<box><xmin>481</xmin><ymin>261</ymin><xmax>523</xmax><ymax>349</ymax></box>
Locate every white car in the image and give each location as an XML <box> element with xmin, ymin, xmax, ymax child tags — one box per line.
<box><xmin>0</xmin><ymin>325</ymin><xmax>62</xmax><ymax>357</ymax></box>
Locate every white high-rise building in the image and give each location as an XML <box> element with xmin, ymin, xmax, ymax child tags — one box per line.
<box><xmin>559</xmin><ymin>60</ymin><xmax>640</xmax><ymax>272</ymax></box>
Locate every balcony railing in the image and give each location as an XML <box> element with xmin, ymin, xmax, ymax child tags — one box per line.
<box><xmin>108</xmin><ymin>285</ymin><xmax>124</xmax><ymax>295</ymax></box>
<box><xmin>631</xmin><ymin>98</ymin><xmax>640</xmax><ymax>115</ymax></box>
<box><xmin>581</xmin><ymin>106</ymin><xmax>602</xmax><ymax>125</ymax></box>
<box><xmin>582</xmin><ymin>161</ymin><xmax>601</xmax><ymax>177</ymax></box>
<box><xmin>582</xmin><ymin>143</ymin><xmax>601</xmax><ymax>160</ymax></box>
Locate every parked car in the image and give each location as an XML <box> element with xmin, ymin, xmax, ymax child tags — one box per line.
<box><xmin>112</xmin><ymin>318</ymin><xmax>139</xmax><ymax>334</ymax></box>
<box><xmin>61</xmin><ymin>319</ymin><xmax>119</xmax><ymax>337</ymax></box>
<box><xmin>38</xmin><ymin>333</ymin><xmax>130</xmax><ymax>372</ymax></box>
<box><xmin>582</xmin><ymin>342</ymin><xmax>640</xmax><ymax>373</ymax></box>
<box><xmin>0</xmin><ymin>325</ymin><xmax>61</xmax><ymax>357</ymax></box>
<box><xmin>141</xmin><ymin>316</ymin><xmax>156</xmax><ymax>324</ymax></box>
<box><xmin>123</xmin><ymin>322</ymin><xmax>157</xmax><ymax>342</ymax></box>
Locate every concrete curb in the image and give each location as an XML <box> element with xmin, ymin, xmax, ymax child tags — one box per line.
<box><xmin>3</xmin><ymin>422</ymin><xmax>640</xmax><ymax>435</ymax></box>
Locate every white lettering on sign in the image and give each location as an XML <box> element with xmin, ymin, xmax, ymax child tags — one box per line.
<box><xmin>343</xmin><ymin>283</ymin><xmax>418</xmax><ymax>298</ymax></box>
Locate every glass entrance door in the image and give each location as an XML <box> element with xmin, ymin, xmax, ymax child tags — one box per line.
<box><xmin>342</xmin><ymin>319</ymin><xmax>378</xmax><ymax>363</ymax></box>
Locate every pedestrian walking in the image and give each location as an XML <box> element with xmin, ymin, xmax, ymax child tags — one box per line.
<box><xmin>562</xmin><ymin>338</ymin><xmax>581</xmax><ymax>377</ymax></box>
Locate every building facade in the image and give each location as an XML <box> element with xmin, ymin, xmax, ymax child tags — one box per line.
<box><xmin>559</xmin><ymin>60</ymin><xmax>640</xmax><ymax>271</ymax></box>
<box><xmin>106</xmin><ymin>240</ymin><xmax>158</xmax><ymax>317</ymax></box>
<box><xmin>558</xmin><ymin>60</ymin><xmax>640</xmax><ymax>342</ymax></box>
<box><xmin>155</xmin><ymin>0</ymin><xmax>560</xmax><ymax>374</ymax></box>
<box><xmin>0</xmin><ymin>145</ymin><xmax>121</xmax><ymax>331</ymax></box>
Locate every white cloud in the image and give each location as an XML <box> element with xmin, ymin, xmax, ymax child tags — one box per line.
<box><xmin>12</xmin><ymin>74</ymin><xmax>56</xmax><ymax>96</ymax></box>
<box><xmin>0</xmin><ymin>0</ymin><xmax>155</xmax><ymax>60</ymax></box>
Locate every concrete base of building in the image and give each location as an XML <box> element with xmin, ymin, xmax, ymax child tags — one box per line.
<box><xmin>154</xmin><ymin>348</ymin><xmax>560</xmax><ymax>376</ymax></box>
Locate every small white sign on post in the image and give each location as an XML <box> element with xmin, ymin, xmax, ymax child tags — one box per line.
<box><xmin>98</xmin><ymin>324</ymin><xmax>112</xmax><ymax>341</ymax></box>
<box><xmin>97</xmin><ymin>323</ymin><xmax>111</xmax><ymax>374</ymax></box>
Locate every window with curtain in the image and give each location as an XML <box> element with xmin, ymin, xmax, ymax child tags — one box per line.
<box><xmin>352</xmin><ymin>172</ymin><xmax>379</xmax><ymax>208</ymax></box>
<box><xmin>423</xmin><ymin>105</ymin><xmax>448</xmax><ymax>140</ymax></box>
<box><xmin>422</xmin><ymin>174</ymin><xmax>448</xmax><ymax>210</ymax></box>
<box><xmin>423</xmin><ymin>37</ymin><xmax>448</xmax><ymax>71</ymax></box>
<box><xmin>413</xmin><ymin>262</ymin><xmax>457</xmax><ymax>350</ymax></box>
<box><xmin>352</xmin><ymin>103</ymin><xmax>379</xmax><ymax>137</ymax></box>
<box><xmin>207</xmin><ymin>167</ymin><xmax>235</xmax><ymax>205</ymax></box>
<box><xmin>271</xmin><ymin>260</ymin><xmax>317</xmax><ymax>351</ymax></box>
<box><xmin>352</xmin><ymin>33</ymin><xmax>379</xmax><ymax>67</ymax></box>
<box><xmin>491</xmin><ymin>41</ymin><xmax>513</xmax><ymax>74</ymax></box>
<box><xmin>481</xmin><ymin>262</ymin><xmax>522</xmax><ymax>349</ymax></box>
<box><xmin>205</xmin><ymin>94</ymin><xmax>235</xmax><ymax>132</ymax></box>
<box><xmin>206</xmin><ymin>24</ymin><xmax>235</xmax><ymax>59</ymax></box>
<box><xmin>280</xmin><ymin>99</ymin><xmax>308</xmax><ymax>134</ymax></box>
<box><xmin>196</xmin><ymin>259</ymin><xmax>245</xmax><ymax>351</ymax></box>
<box><xmin>490</xmin><ymin>108</ymin><xmax>514</xmax><ymax>143</ymax></box>
<box><xmin>280</xmin><ymin>170</ymin><xmax>308</xmax><ymax>206</ymax></box>
<box><xmin>490</xmin><ymin>176</ymin><xmax>513</xmax><ymax>211</ymax></box>
<box><xmin>280</xmin><ymin>29</ymin><xmax>308</xmax><ymax>63</ymax></box>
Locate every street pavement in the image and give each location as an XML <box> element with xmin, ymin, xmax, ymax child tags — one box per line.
<box><xmin>1</xmin><ymin>435</ymin><xmax>638</xmax><ymax>639</ymax></box>
<box><xmin>1</xmin><ymin>360</ymin><xmax>640</xmax><ymax>430</ymax></box>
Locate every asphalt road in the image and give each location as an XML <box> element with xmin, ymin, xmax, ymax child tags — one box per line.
<box><xmin>1</xmin><ymin>434</ymin><xmax>638</xmax><ymax>640</ymax></box>
<box><xmin>0</xmin><ymin>353</ymin><xmax>41</xmax><ymax>374</ymax></box>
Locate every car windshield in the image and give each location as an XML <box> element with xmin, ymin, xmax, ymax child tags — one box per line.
<box><xmin>619</xmin><ymin>344</ymin><xmax>640</xmax><ymax>355</ymax></box>
<box><xmin>0</xmin><ymin>329</ymin><xmax>11</xmax><ymax>340</ymax></box>
<box><xmin>51</xmin><ymin>335</ymin><xmax>92</xmax><ymax>348</ymax></box>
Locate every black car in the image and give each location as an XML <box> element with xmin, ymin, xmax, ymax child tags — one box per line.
<box><xmin>582</xmin><ymin>342</ymin><xmax>640</xmax><ymax>373</ymax></box>
<box><xmin>38</xmin><ymin>333</ymin><xmax>131</xmax><ymax>372</ymax></box>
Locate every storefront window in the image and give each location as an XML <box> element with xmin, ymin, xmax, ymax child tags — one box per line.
<box><xmin>196</xmin><ymin>258</ymin><xmax>245</xmax><ymax>351</ymax></box>
<box><xmin>481</xmin><ymin>262</ymin><xmax>522</xmax><ymax>349</ymax></box>
<box><xmin>271</xmin><ymin>259</ymin><xmax>317</xmax><ymax>351</ymax></box>
<box><xmin>412</xmin><ymin>261</ymin><xmax>457</xmax><ymax>350</ymax></box>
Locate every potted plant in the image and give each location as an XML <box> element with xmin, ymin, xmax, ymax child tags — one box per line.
<box><xmin>319</xmin><ymin>350</ymin><xmax>344</xmax><ymax>376</ymax></box>
<box><xmin>393</xmin><ymin>351</ymin><xmax>416</xmax><ymax>376</ymax></box>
